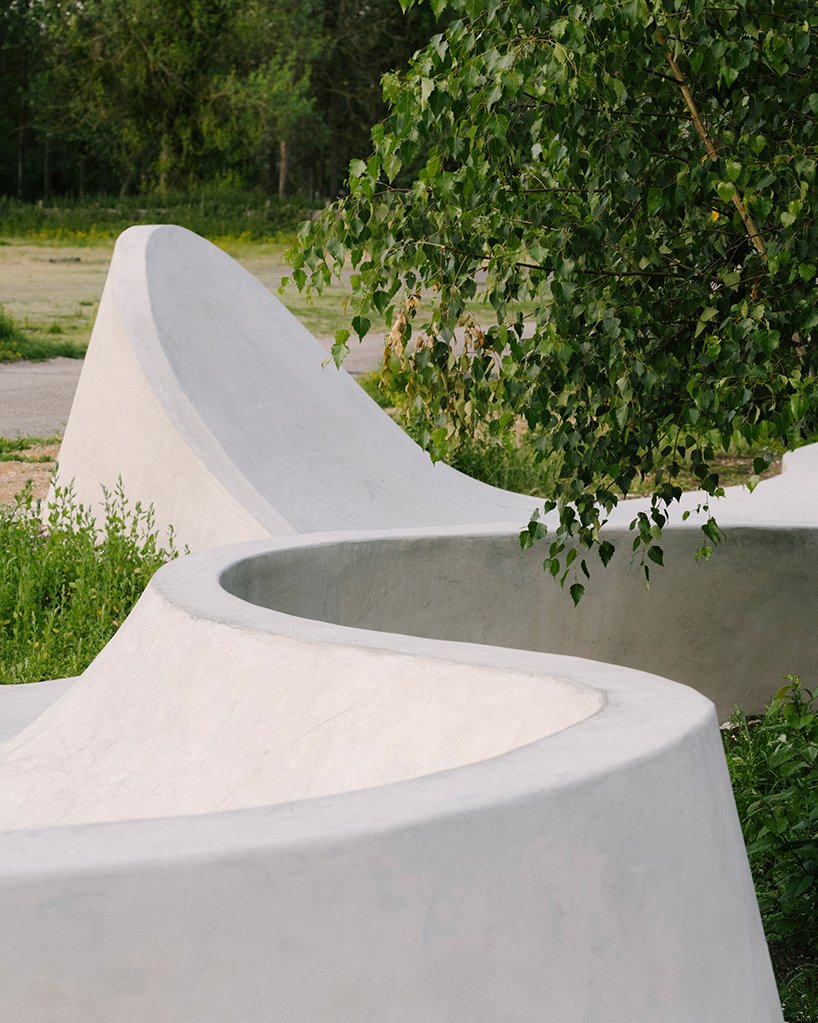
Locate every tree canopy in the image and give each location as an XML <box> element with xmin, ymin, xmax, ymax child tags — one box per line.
<box><xmin>0</xmin><ymin>0</ymin><xmax>438</xmax><ymax>199</ymax></box>
<box><xmin>293</xmin><ymin>0</ymin><xmax>818</xmax><ymax>594</ymax></box>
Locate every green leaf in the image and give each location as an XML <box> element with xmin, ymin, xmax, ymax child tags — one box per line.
<box><xmin>647</xmin><ymin>545</ymin><xmax>664</xmax><ymax>566</ymax></box>
<box><xmin>716</xmin><ymin>180</ymin><xmax>736</xmax><ymax>202</ymax></box>
<box><xmin>726</xmin><ymin>160</ymin><xmax>742</xmax><ymax>182</ymax></box>
<box><xmin>569</xmin><ymin>583</ymin><xmax>585</xmax><ymax>606</ymax></box>
<box><xmin>695</xmin><ymin>307</ymin><xmax>718</xmax><ymax>337</ymax></box>
<box><xmin>598</xmin><ymin>540</ymin><xmax>615</xmax><ymax>567</ymax></box>
<box><xmin>351</xmin><ymin>315</ymin><xmax>371</xmax><ymax>339</ymax></box>
<box><xmin>331</xmin><ymin>329</ymin><xmax>350</xmax><ymax>368</ymax></box>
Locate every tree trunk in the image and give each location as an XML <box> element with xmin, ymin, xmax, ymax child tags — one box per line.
<box><xmin>278</xmin><ymin>139</ymin><xmax>288</xmax><ymax>199</ymax></box>
<box><xmin>158</xmin><ymin>135</ymin><xmax>172</xmax><ymax>196</ymax></box>
<box><xmin>16</xmin><ymin>120</ymin><xmax>24</xmax><ymax>199</ymax></box>
<box><xmin>43</xmin><ymin>136</ymin><xmax>50</xmax><ymax>201</ymax></box>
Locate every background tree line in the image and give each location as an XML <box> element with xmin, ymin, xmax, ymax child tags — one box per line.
<box><xmin>0</xmin><ymin>0</ymin><xmax>438</xmax><ymax>201</ymax></box>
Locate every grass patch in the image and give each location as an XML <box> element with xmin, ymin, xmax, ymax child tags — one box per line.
<box><xmin>358</xmin><ymin>370</ymin><xmax>555</xmax><ymax>494</ymax></box>
<box><xmin>0</xmin><ymin>191</ymin><xmax>316</xmax><ymax>246</ymax></box>
<box><xmin>0</xmin><ymin>436</ymin><xmax>60</xmax><ymax>463</ymax></box>
<box><xmin>0</xmin><ymin>481</ymin><xmax>182</xmax><ymax>684</ymax></box>
<box><xmin>724</xmin><ymin>679</ymin><xmax>818</xmax><ymax>1022</ymax></box>
<box><xmin>356</xmin><ymin>369</ymin><xmax>778</xmax><ymax>497</ymax></box>
<box><xmin>0</xmin><ymin>304</ymin><xmax>84</xmax><ymax>362</ymax></box>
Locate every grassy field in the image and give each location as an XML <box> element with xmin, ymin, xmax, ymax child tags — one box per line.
<box><xmin>0</xmin><ymin>193</ymin><xmax>537</xmax><ymax>360</ymax></box>
<box><xmin>0</xmin><ymin>236</ymin><xmax>363</xmax><ymax>360</ymax></box>
<box><xmin>0</xmin><ymin>192</ymin><xmax>316</xmax><ymax>245</ymax></box>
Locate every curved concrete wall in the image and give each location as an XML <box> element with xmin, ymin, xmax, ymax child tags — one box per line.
<box><xmin>0</xmin><ymin>224</ymin><xmax>796</xmax><ymax>1020</ymax></box>
<box><xmin>223</xmin><ymin>525</ymin><xmax>818</xmax><ymax>721</ymax></box>
<box><xmin>0</xmin><ymin>535</ymin><xmax>782</xmax><ymax>1021</ymax></box>
<box><xmin>0</xmin><ymin>552</ymin><xmax>601</xmax><ymax>828</ymax></box>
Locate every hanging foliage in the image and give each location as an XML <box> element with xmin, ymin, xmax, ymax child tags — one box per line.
<box><xmin>292</xmin><ymin>0</ymin><xmax>818</xmax><ymax>593</ymax></box>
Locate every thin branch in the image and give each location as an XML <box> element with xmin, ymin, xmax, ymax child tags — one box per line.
<box><xmin>660</xmin><ymin>36</ymin><xmax>768</xmax><ymax>263</ymax></box>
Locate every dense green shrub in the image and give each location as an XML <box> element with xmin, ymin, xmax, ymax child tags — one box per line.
<box><xmin>0</xmin><ymin>304</ymin><xmax>27</xmax><ymax>357</ymax></box>
<box><xmin>0</xmin><ymin>482</ymin><xmax>182</xmax><ymax>684</ymax></box>
<box><xmin>724</xmin><ymin>679</ymin><xmax>818</xmax><ymax>1021</ymax></box>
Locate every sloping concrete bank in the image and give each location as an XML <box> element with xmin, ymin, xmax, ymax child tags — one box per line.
<box><xmin>0</xmin><ymin>533</ymin><xmax>781</xmax><ymax>1022</ymax></box>
<box><xmin>53</xmin><ymin>225</ymin><xmax>534</xmax><ymax>549</ymax></box>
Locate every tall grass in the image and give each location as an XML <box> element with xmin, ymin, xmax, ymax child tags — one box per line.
<box><xmin>0</xmin><ymin>481</ymin><xmax>182</xmax><ymax>683</ymax></box>
<box><xmin>356</xmin><ymin>369</ymin><xmax>778</xmax><ymax>497</ymax></box>
<box><xmin>0</xmin><ymin>190</ymin><xmax>316</xmax><ymax>245</ymax></box>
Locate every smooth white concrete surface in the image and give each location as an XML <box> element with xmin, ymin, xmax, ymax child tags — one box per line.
<box><xmin>0</xmin><ymin>534</ymin><xmax>782</xmax><ymax>1022</ymax></box>
<box><xmin>0</xmin><ymin>225</ymin><xmax>792</xmax><ymax>1020</ymax></box>
<box><xmin>0</xmin><ymin>545</ymin><xmax>601</xmax><ymax>827</ymax></box>
<box><xmin>223</xmin><ymin>526</ymin><xmax>817</xmax><ymax>722</ymax></box>
<box><xmin>55</xmin><ymin>225</ymin><xmax>534</xmax><ymax>550</ymax></box>
<box><xmin>0</xmin><ymin>677</ymin><xmax>75</xmax><ymax>742</ymax></box>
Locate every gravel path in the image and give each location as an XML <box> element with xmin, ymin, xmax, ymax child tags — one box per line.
<box><xmin>0</xmin><ymin>357</ymin><xmax>83</xmax><ymax>437</ymax></box>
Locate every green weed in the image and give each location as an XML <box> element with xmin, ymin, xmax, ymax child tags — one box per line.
<box><xmin>724</xmin><ymin>678</ymin><xmax>818</xmax><ymax>1021</ymax></box>
<box><xmin>357</xmin><ymin>367</ymin><xmax>781</xmax><ymax>498</ymax></box>
<box><xmin>0</xmin><ymin>436</ymin><xmax>60</xmax><ymax>455</ymax></box>
<box><xmin>0</xmin><ymin>480</ymin><xmax>182</xmax><ymax>684</ymax></box>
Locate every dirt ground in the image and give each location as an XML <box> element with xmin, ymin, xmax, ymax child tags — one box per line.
<box><xmin>0</xmin><ymin>442</ymin><xmax>59</xmax><ymax>506</ymax></box>
<box><xmin>0</xmin><ymin>242</ymin><xmax>112</xmax><ymax>345</ymax></box>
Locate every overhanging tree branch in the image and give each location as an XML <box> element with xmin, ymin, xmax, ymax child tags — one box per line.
<box><xmin>660</xmin><ymin>36</ymin><xmax>768</xmax><ymax>264</ymax></box>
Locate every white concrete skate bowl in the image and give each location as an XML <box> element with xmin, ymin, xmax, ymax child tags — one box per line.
<box><xmin>223</xmin><ymin>523</ymin><xmax>818</xmax><ymax>722</ymax></box>
<box><xmin>0</xmin><ymin>530</ymin><xmax>782</xmax><ymax>1021</ymax></box>
<box><xmin>54</xmin><ymin>224</ymin><xmax>534</xmax><ymax>551</ymax></box>
<box><xmin>47</xmin><ymin>223</ymin><xmax>818</xmax><ymax>722</ymax></box>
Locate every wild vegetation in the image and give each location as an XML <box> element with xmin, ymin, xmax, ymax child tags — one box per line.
<box><xmin>0</xmin><ymin>0</ymin><xmax>439</xmax><ymax>201</ymax></box>
<box><xmin>0</xmin><ymin>191</ymin><xmax>314</xmax><ymax>245</ymax></box>
<box><xmin>725</xmin><ymin>680</ymin><xmax>818</xmax><ymax>1023</ymax></box>
<box><xmin>0</xmin><ymin>302</ymin><xmax>84</xmax><ymax>361</ymax></box>
<box><xmin>0</xmin><ymin>482</ymin><xmax>180</xmax><ymax>683</ymax></box>
<box><xmin>296</xmin><ymin>0</ymin><xmax>818</xmax><ymax>597</ymax></box>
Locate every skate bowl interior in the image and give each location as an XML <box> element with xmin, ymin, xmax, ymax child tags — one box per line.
<box><xmin>222</xmin><ymin>524</ymin><xmax>818</xmax><ymax>721</ymax></box>
<box><xmin>0</xmin><ymin>531</ymin><xmax>604</xmax><ymax>829</ymax></box>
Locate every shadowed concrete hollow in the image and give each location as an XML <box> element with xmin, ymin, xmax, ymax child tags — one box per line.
<box><xmin>0</xmin><ymin>225</ymin><xmax>793</xmax><ymax>1021</ymax></box>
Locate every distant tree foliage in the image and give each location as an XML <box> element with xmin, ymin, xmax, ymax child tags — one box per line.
<box><xmin>293</xmin><ymin>0</ymin><xmax>818</xmax><ymax>594</ymax></box>
<box><xmin>0</xmin><ymin>0</ymin><xmax>438</xmax><ymax>199</ymax></box>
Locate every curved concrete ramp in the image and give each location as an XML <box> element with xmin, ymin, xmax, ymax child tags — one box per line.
<box><xmin>0</xmin><ymin>535</ymin><xmax>781</xmax><ymax>1022</ymax></box>
<box><xmin>0</xmin><ymin>225</ymin><xmax>795</xmax><ymax>1020</ymax></box>
<box><xmin>56</xmin><ymin>225</ymin><xmax>533</xmax><ymax>550</ymax></box>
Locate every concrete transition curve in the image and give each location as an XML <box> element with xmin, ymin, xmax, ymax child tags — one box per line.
<box><xmin>0</xmin><ymin>225</ymin><xmax>797</xmax><ymax>1021</ymax></box>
